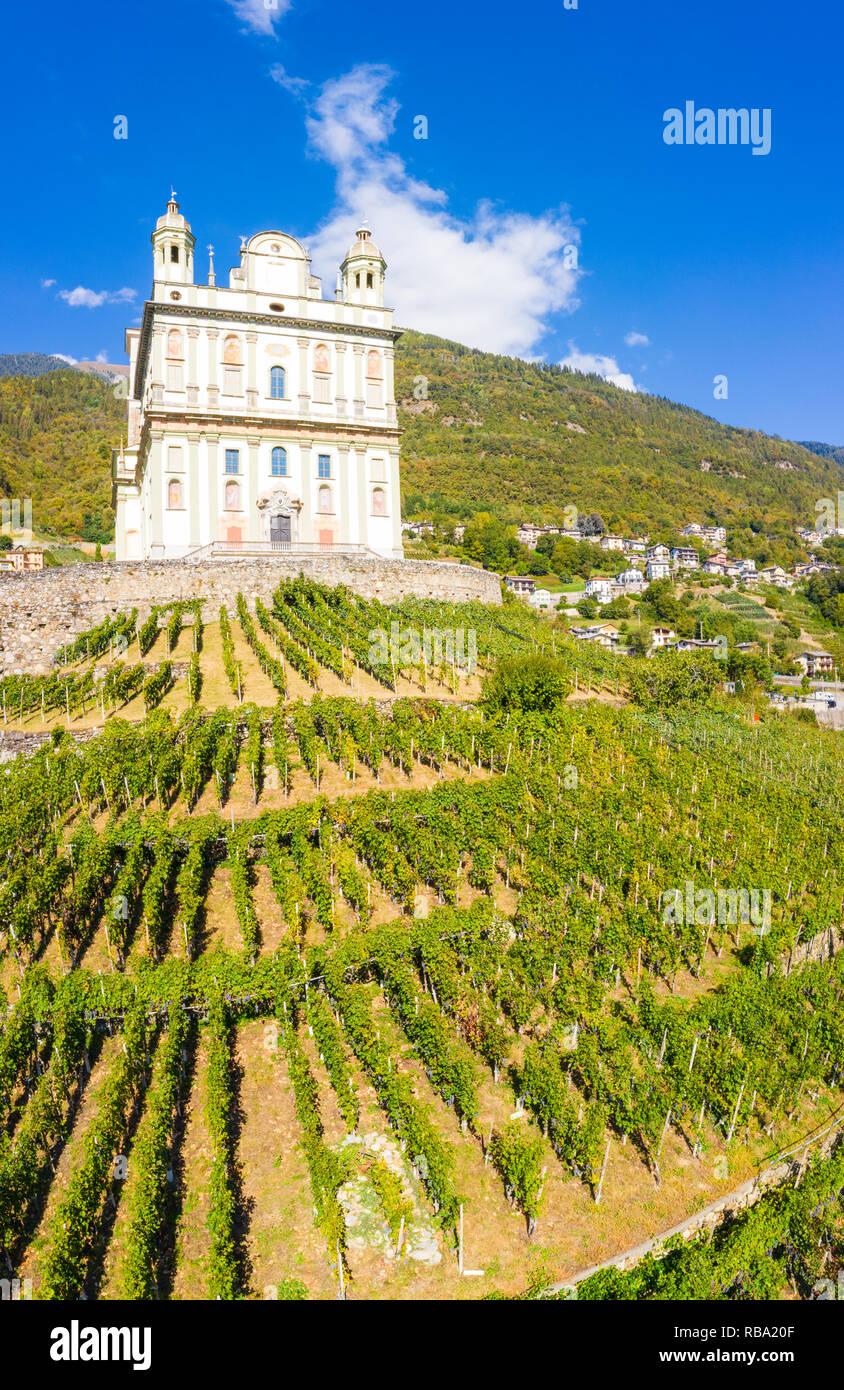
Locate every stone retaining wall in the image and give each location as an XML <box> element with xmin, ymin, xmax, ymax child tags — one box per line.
<box><xmin>0</xmin><ymin>556</ymin><xmax>501</xmax><ymax>674</ymax></box>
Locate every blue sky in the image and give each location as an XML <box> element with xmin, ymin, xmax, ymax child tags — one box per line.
<box><xmin>2</xmin><ymin>0</ymin><xmax>842</xmax><ymax>443</ymax></box>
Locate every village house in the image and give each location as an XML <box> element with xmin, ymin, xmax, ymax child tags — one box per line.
<box><xmin>584</xmin><ymin>576</ymin><xmax>614</xmax><ymax>604</ymax></box>
<box><xmin>757</xmin><ymin>565</ymin><xmax>794</xmax><ymax>588</ymax></box>
<box><xmin>645</xmin><ymin>557</ymin><xmax>671</xmax><ymax>581</ymax></box>
<box><xmin>599</xmin><ymin>533</ymin><xmax>625</xmax><ymax>552</ymax></box>
<box><xmin>529</xmin><ymin>588</ymin><xmax>560</xmax><ymax>610</ymax></box>
<box><xmin>672</xmin><ymin>637</ymin><xmax>722</xmax><ymax>653</ymax></box>
<box><xmin>570</xmin><ymin>622</ymin><xmax>620</xmax><ymax>649</ymax></box>
<box><xmin>650</xmin><ymin>626</ymin><xmax>676</xmax><ymax>649</ymax></box>
<box><xmin>680</xmin><ymin>523</ymin><xmax>726</xmax><ymax>546</ymax></box>
<box><xmin>3</xmin><ymin>547</ymin><xmax>45</xmax><ymax>573</ymax></box>
<box><xmin>702</xmin><ymin>550</ymin><xmax>729</xmax><ymax>575</ymax></box>
<box><xmin>504</xmin><ymin>574</ymin><xmax>536</xmax><ymax>597</ymax></box>
<box><xmin>516</xmin><ymin>523</ymin><xmax>545</xmax><ymax>549</ymax></box>
<box><xmin>615</xmin><ymin>567</ymin><xmax>645</xmax><ymax>593</ymax></box>
<box><xmin>670</xmin><ymin>546</ymin><xmax>699</xmax><ymax>571</ymax></box>
<box><xmin>796</xmin><ymin>650</ymin><xmax>834</xmax><ymax>678</ymax></box>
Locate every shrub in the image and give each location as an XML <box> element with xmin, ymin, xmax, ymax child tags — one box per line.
<box><xmin>482</xmin><ymin>654</ymin><xmax>570</xmax><ymax>714</ymax></box>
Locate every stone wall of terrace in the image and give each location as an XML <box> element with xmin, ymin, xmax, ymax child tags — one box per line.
<box><xmin>0</xmin><ymin>555</ymin><xmax>501</xmax><ymax>674</ymax></box>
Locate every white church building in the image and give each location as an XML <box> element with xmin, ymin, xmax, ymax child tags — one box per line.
<box><xmin>112</xmin><ymin>195</ymin><xmax>404</xmax><ymax>561</ymax></box>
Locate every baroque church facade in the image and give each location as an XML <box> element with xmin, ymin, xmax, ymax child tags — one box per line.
<box><xmin>112</xmin><ymin>196</ymin><xmax>403</xmax><ymax>561</ymax></box>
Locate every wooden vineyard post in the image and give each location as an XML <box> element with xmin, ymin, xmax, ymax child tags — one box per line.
<box><xmin>726</xmin><ymin>1074</ymin><xmax>747</xmax><ymax>1146</ymax></box>
<box><xmin>595</xmin><ymin>1139</ymin><xmax>611</xmax><ymax>1204</ymax></box>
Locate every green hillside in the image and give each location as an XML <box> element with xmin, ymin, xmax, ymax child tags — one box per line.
<box><xmin>799</xmin><ymin>439</ymin><xmax>844</xmax><ymax>468</ymax></box>
<box><xmin>0</xmin><ymin>369</ymin><xmax>122</xmax><ymax>542</ymax></box>
<box><xmin>0</xmin><ymin>352</ymin><xmax>80</xmax><ymax>378</ymax></box>
<box><xmin>0</xmin><ymin>339</ymin><xmax>840</xmax><ymax>548</ymax></box>
<box><xmin>395</xmin><ymin>331</ymin><xmax>842</xmax><ymax>537</ymax></box>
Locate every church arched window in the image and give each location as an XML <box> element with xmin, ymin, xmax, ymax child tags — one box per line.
<box><xmin>167</xmin><ymin>329</ymin><xmax>184</xmax><ymax>359</ymax></box>
<box><xmin>225</xmin><ymin>480</ymin><xmax>241</xmax><ymax>510</ymax></box>
<box><xmin>318</xmin><ymin>485</ymin><xmax>333</xmax><ymax>514</ymax></box>
<box><xmin>269</xmin><ymin>365</ymin><xmax>286</xmax><ymax>399</ymax></box>
<box><xmin>271</xmin><ymin>446</ymin><xmax>287</xmax><ymax>477</ymax></box>
<box><xmin>167</xmin><ymin>479</ymin><xmax>184</xmax><ymax>509</ymax></box>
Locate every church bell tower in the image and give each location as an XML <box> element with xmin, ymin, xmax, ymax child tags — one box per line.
<box><xmin>340</xmin><ymin>223</ymin><xmax>386</xmax><ymax>307</ymax></box>
<box><xmin>151</xmin><ymin>191</ymin><xmax>195</xmax><ymax>286</ymax></box>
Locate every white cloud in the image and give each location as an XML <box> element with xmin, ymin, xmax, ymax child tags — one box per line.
<box><xmin>51</xmin><ymin>352</ymin><xmax>77</xmax><ymax>364</ymax></box>
<box><xmin>95</xmin><ymin>350</ymin><xmax>109</xmax><ymax>363</ymax></box>
<box><xmin>57</xmin><ymin>286</ymin><xmax>137</xmax><ymax>308</ymax></box>
<box><xmin>270</xmin><ymin>64</ymin><xmax>309</xmax><ymax>95</ymax></box>
<box><xmin>224</xmin><ymin>0</ymin><xmax>291</xmax><ymax>36</ymax></box>
<box><xmin>41</xmin><ymin>278</ymin><xmax>56</xmax><ymax>289</ymax></box>
<box><xmin>560</xmin><ymin>343</ymin><xmax>639</xmax><ymax>392</ymax></box>
<box><xmin>624</xmin><ymin>330</ymin><xmax>650</xmax><ymax>347</ymax></box>
<box><xmin>303</xmin><ymin>65</ymin><xmax>582</xmax><ymax>357</ymax></box>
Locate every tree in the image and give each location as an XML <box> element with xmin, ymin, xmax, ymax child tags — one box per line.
<box><xmin>627</xmin><ymin>629</ymin><xmax>650</xmax><ymax>656</ymax></box>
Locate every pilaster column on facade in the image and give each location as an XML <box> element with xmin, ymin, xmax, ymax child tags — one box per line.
<box><xmin>354</xmin><ymin>447</ymin><xmax>368</xmax><ymax>549</ymax></box>
<box><xmin>247</xmin><ymin>436</ymin><xmax>261</xmax><ymax>542</ymax></box>
<box><xmin>128</xmin><ymin>400</ymin><xmax>141</xmax><ymax>447</ymax></box>
<box><xmin>297</xmin><ymin>337</ymin><xmax>311</xmax><ymax>414</ymax></box>
<box><xmin>151</xmin><ymin>328</ymin><xmax>165</xmax><ymax>404</ymax></box>
<box><xmin>206</xmin><ymin>433</ymin><xmax>219</xmax><ymax>541</ymax></box>
<box><xmin>115</xmin><ymin>494</ymin><xmax>127</xmax><ymax>562</ymax></box>
<box><xmin>353</xmin><ymin>345</ymin><xmax>365</xmax><ymax>418</ymax></box>
<box><xmin>336</xmin><ymin>444</ymin><xmax>351</xmax><ymax>544</ymax></box>
<box><xmin>246</xmin><ymin>333</ymin><xmax>258</xmax><ymax>411</ymax></box>
<box><xmin>299</xmin><ymin>442</ymin><xmax>312</xmax><ymax>542</ymax></box>
<box><xmin>384</xmin><ymin>346</ymin><xmax>397</xmax><ymax>424</ymax></box>
<box><xmin>389</xmin><ymin>449</ymin><xmax>402</xmax><ymax>556</ymax></box>
<box><xmin>150</xmin><ymin>431</ymin><xmax>164</xmax><ymax>543</ymax></box>
<box><xmin>206</xmin><ymin>329</ymin><xmax>219</xmax><ymax>408</ymax></box>
<box><xmin>187</xmin><ymin>329</ymin><xmax>200</xmax><ymax>406</ymax></box>
<box><xmin>334</xmin><ymin>342</ymin><xmax>347</xmax><ymax>416</ymax></box>
<box><xmin>187</xmin><ymin>433</ymin><xmax>201</xmax><ymax>548</ymax></box>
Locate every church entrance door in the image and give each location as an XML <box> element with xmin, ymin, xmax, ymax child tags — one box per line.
<box><xmin>270</xmin><ymin>514</ymin><xmax>291</xmax><ymax>550</ymax></box>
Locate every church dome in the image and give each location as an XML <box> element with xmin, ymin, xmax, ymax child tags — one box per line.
<box><xmin>344</xmin><ymin>223</ymin><xmax>383</xmax><ymax>262</ymax></box>
<box><xmin>155</xmin><ymin>192</ymin><xmax>192</xmax><ymax>233</ymax></box>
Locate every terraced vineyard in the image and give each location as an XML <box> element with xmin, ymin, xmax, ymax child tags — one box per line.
<box><xmin>2</xmin><ymin>578</ymin><xmax>844</xmax><ymax>1302</ymax></box>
